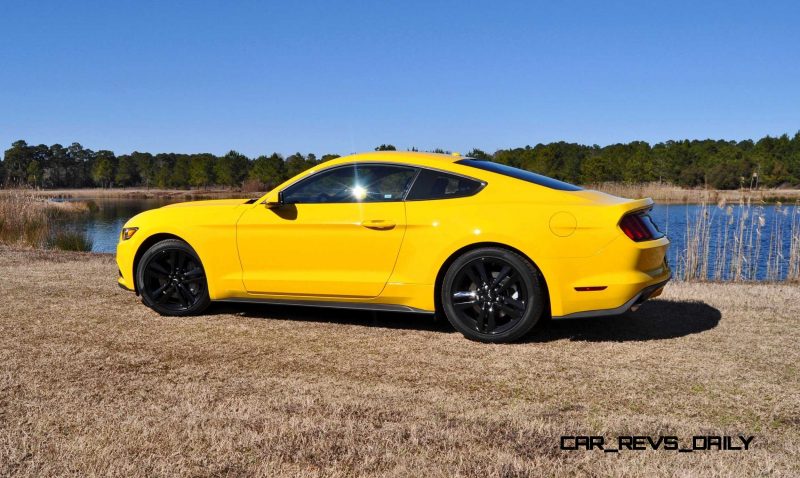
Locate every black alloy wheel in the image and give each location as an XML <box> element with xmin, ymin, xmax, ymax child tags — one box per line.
<box><xmin>136</xmin><ymin>239</ymin><xmax>211</xmax><ymax>316</ymax></box>
<box><xmin>441</xmin><ymin>248</ymin><xmax>544</xmax><ymax>343</ymax></box>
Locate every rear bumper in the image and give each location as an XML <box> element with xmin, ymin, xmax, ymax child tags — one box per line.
<box><xmin>552</xmin><ymin>275</ymin><xmax>670</xmax><ymax>319</ymax></box>
<box><xmin>542</xmin><ymin>232</ymin><xmax>670</xmax><ymax>317</ymax></box>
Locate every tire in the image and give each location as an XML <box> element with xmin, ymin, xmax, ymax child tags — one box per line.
<box><xmin>441</xmin><ymin>247</ymin><xmax>544</xmax><ymax>343</ymax></box>
<box><xmin>136</xmin><ymin>239</ymin><xmax>211</xmax><ymax>316</ymax></box>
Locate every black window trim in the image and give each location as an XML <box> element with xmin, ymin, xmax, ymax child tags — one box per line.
<box><xmin>403</xmin><ymin>166</ymin><xmax>487</xmax><ymax>202</ymax></box>
<box><xmin>456</xmin><ymin>158</ymin><xmax>582</xmax><ymax>192</ymax></box>
<box><xmin>276</xmin><ymin>161</ymin><xmax>487</xmax><ymax>204</ymax></box>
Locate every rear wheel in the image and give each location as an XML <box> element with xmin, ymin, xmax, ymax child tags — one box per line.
<box><xmin>441</xmin><ymin>248</ymin><xmax>544</xmax><ymax>343</ymax></box>
<box><xmin>136</xmin><ymin>239</ymin><xmax>210</xmax><ymax>316</ymax></box>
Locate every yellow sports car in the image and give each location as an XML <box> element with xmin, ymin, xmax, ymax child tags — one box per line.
<box><xmin>117</xmin><ymin>151</ymin><xmax>670</xmax><ymax>342</ymax></box>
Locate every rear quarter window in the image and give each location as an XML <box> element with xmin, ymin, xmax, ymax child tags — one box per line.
<box><xmin>406</xmin><ymin>169</ymin><xmax>484</xmax><ymax>200</ymax></box>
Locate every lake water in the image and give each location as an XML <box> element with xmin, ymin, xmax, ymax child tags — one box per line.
<box><xmin>70</xmin><ymin>198</ymin><xmax>799</xmax><ymax>281</ymax></box>
<box><xmin>66</xmin><ymin>198</ymin><xmax>174</xmax><ymax>253</ymax></box>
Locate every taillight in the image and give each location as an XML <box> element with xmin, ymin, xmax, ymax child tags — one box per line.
<box><xmin>619</xmin><ymin>212</ymin><xmax>663</xmax><ymax>242</ymax></box>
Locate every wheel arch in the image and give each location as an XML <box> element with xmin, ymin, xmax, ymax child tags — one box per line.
<box><xmin>132</xmin><ymin>232</ymin><xmax>190</xmax><ymax>294</ymax></box>
<box><xmin>433</xmin><ymin>242</ymin><xmax>551</xmax><ymax>318</ymax></box>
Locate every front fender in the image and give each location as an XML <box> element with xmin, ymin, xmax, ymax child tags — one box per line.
<box><xmin>116</xmin><ymin>206</ymin><xmax>247</xmax><ymax>300</ymax></box>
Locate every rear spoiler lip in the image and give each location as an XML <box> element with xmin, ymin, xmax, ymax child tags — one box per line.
<box><xmin>616</xmin><ymin>197</ymin><xmax>655</xmax><ymax>217</ymax></box>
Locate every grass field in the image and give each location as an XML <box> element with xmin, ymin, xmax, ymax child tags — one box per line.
<box><xmin>0</xmin><ymin>248</ymin><xmax>798</xmax><ymax>476</ymax></box>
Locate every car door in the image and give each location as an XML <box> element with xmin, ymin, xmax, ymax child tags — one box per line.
<box><xmin>236</xmin><ymin>163</ymin><xmax>418</xmax><ymax>298</ymax></box>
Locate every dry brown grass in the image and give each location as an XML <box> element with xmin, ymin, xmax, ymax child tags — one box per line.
<box><xmin>0</xmin><ymin>248</ymin><xmax>798</xmax><ymax>477</ymax></box>
<box><xmin>0</xmin><ymin>194</ymin><xmax>94</xmax><ymax>249</ymax></box>
<box><xmin>588</xmin><ymin>182</ymin><xmax>800</xmax><ymax>204</ymax></box>
<box><xmin>0</xmin><ymin>194</ymin><xmax>49</xmax><ymax>246</ymax></box>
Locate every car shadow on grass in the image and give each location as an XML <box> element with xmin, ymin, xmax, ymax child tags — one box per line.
<box><xmin>208</xmin><ymin>302</ymin><xmax>451</xmax><ymax>333</ymax></box>
<box><xmin>208</xmin><ymin>298</ymin><xmax>720</xmax><ymax>342</ymax></box>
<box><xmin>525</xmin><ymin>299</ymin><xmax>721</xmax><ymax>343</ymax></box>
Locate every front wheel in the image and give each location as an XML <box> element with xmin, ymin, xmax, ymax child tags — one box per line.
<box><xmin>441</xmin><ymin>248</ymin><xmax>544</xmax><ymax>343</ymax></box>
<box><xmin>136</xmin><ymin>239</ymin><xmax>211</xmax><ymax>316</ymax></box>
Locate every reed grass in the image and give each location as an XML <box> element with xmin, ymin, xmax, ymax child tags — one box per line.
<box><xmin>675</xmin><ymin>199</ymin><xmax>800</xmax><ymax>282</ymax></box>
<box><xmin>0</xmin><ymin>193</ymin><xmax>94</xmax><ymax>252</ymax></box>
<box><xmin>790</xmin><ymin>205</ymin><xmax>800</xmax><ymax>281</ymax></box>
<box><xmin>48</xmin><ymin>230</ymin><xmax>94</xmax><ymax>252</ymax></box>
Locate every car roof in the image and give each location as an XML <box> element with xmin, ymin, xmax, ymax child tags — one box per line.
<box><xmin>324</xmin><ymin>151</ymin><xmax>465</xmax><ymax>168</ymax></box>
<box><xmin>263</xmin><ymin>150</ymin><xmax>595</xmax><ymax>203</ymax></box>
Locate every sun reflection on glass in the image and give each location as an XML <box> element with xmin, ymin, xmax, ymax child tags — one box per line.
<box><xmin>351</xmin><ymin>185</ymin><xmax>367</xmax><ymax>200</ymax></box>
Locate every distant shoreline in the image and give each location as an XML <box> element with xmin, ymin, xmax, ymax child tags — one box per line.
<box><xmin>0</xmin><ymin>188</ymin><xmax>256</xmax><ymax>200</ymax></box>
<box><xmin>1</xmin><ymin>184</ymin><xmax>799</xmax><ymax>204</ymax></box>
<box><xmin>584</xmin><ymin>182</ymin><xmax>800</xmax><ymax>204</ymax></box>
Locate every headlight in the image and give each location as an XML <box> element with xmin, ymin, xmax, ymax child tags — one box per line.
<box><xmin>121</xmin><ymin>227</ymin><xmax>139</xmax><ymax>240</ymax></box>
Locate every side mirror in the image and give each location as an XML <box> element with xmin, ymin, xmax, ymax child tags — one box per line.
<box><xmin>263</xmin><ymin>191</ymin><xmax>284</xmax><ymax>209</ymax></box>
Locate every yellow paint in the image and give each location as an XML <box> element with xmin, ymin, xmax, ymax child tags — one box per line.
<box><xmin>117</xmin><ymin>151</ymin><xmax>671</xmax><ymax>317</ymax></box>
<box><xmin>548</xmin><ymin>211</ymin><xmax>577</xmax><ymax>237</ymax></box>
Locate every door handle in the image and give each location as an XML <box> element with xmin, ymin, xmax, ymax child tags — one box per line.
<box><xmin>361</xmin><ymin>219</ymin><xmax>396</xmax><ymax>230</ymax></box>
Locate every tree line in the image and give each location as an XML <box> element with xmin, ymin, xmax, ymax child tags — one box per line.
<box><xmin>2</xmin><ymin>133</ymin><xmax>800</xmax><ymax>190</ymax></box>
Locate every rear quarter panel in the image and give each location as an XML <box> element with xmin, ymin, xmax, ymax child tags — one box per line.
<box><xmin>389</xmin><ymin>176</ymin><xmax>629</xmax><ymax>310</ymax></box>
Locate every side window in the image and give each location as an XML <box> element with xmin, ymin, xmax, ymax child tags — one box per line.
<box><xmin>359</xmin><ymin>165</ymin><xmax>419</xmax><ymax>201</ymax></box>
<box><xmin>282</xmin><ymin>166</ymin><xmax>356</xmax><ymax>204</ymax></box>
<box><xmin>282</xmin><ymin>164</ymin><xmax>418</xmax><ymax>204</ymax></box>
<box><xmin>406</xmin><ymin>168</ymin><xmax>484</xmax><ymax>200</ymax></box>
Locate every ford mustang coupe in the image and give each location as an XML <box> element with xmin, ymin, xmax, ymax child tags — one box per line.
<box><xmin>117</xmin><ymin>151</ymin><xmax>670</xmax><ymax>342</ymax></box>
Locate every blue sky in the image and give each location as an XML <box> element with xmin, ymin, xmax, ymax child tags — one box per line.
<box><xmin>1</xmin><ymin>0</ymin><xmax>798</xmax><ymax>157</ymax></box>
